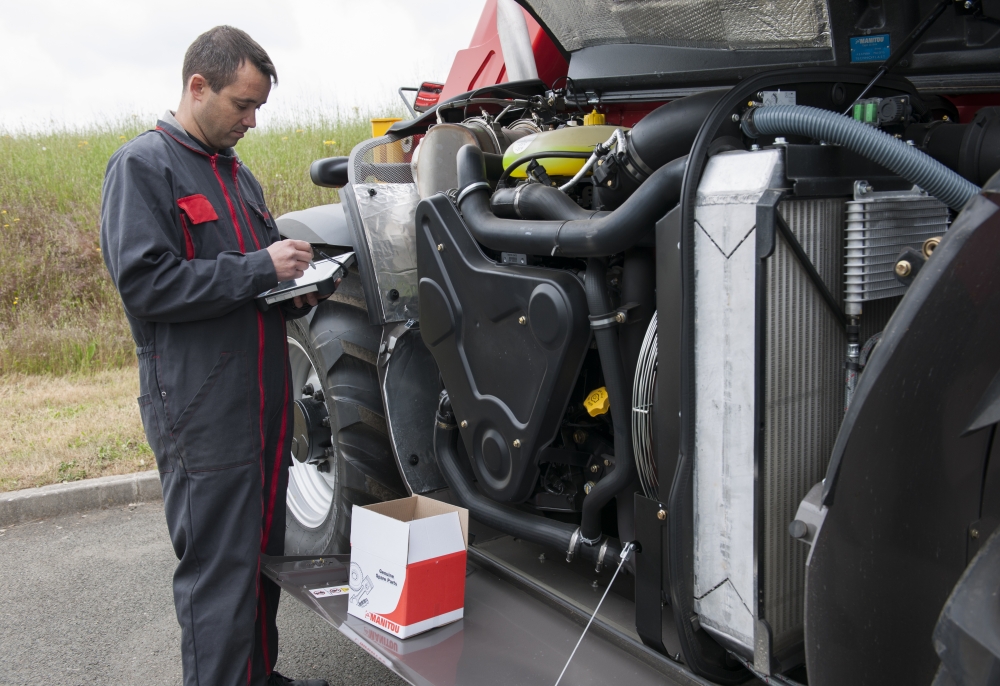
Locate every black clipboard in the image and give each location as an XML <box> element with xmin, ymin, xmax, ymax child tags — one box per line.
<box><xmin>255</xmin><ymin>251</ymin><xmax>355</xmax><ymax>311</ymax></box>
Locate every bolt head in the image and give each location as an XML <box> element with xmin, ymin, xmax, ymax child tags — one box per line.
<box><xmin>788</xmin><ymin>519</ymin><xmax>809</xmax><ymax>539</ymax></box>
<box><xmin>590</xmin><ymin>464</ymin><xmax>599</xmax><ymax>473</ymax></box>
<box><xmin>731</xmin><ymin>113</ymin><xmax>740</xmax><ymax>123</ymax></box>
<box><xmin>591</xmin><ymin>580</ymin><xmax>600</xmax><ymax>590</ymax></box>
<box><xmin>895</xmin><ymin>260</ymin><xmax>912</xmax><ymax>278</ymax></box>
<box><xmin>657</xmin><ymin>509</ymin><xmax>667</xmax><ymax>521</ymax></box>
<box><xmin>539</xmin><ymin>553</ymin><xmax>547</xmax><ymax>562</ymax></box>
<box><xmin>606</xmin><ymin>180</ymin><xmax>613</xmax><ymax>187</ymax></box>
<box><xmin>513</xmin><ymin>439</ymin><xmax>521</xmax><ymax>448</ymax></box>
<box><xmin>460</xmin><ymin>420</ymin><xmax>468</xmax><ymax>428</ymax></box>
<box><xmin>604</xmin><ymin>459</ymin><xmax>611</xmax><ymax>467</ymax></box>
<box><xmin>437</xmin><ymin>243</ymin><xmax>444</xmax><ymax>252</ymax></box>
<box><xmin>302</xmin><ymin>383</ymin><xmax>315</xmax><ymax>396</ymax></box>
<box><xmin>573</xmin><ymin>430</ymin><xmax>587</xmax><ymax>445</ymax></box>
<box><xmin>972</xmin><ymin>528</ymin><xmax>980</xmax><ymax>539</ymax></box>
<box><xmin>408</xmin><ymin>454</ymin><xmax>419</xmax><ymax>466</ymax></box>
<box><xmin>614</xmin><ymin>312</ymin><xmax>626</xmax><ymax>324</ymax></box>
<box><xmin>583</xmin><ymin>481</ymin><xmax>595</xmax><ymax>495</ymax></box>
<box><xmin>518</xmin><ymin>315</ymin><xmax>526</xmax><ymax>325</ymax></box>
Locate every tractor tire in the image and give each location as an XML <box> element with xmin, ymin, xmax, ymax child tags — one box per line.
<box><xmin>284</xmin><ymin>269</ymin><xmax>400</xmax><ymax>555</ymax></box>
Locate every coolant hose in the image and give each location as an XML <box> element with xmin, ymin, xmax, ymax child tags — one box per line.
<box><xmin>456</xmin><ymin>144</ymin><xmax>685</xmax><ymax>257</ymax></box>
<box><xmin>490</xmin><ymin>183</ymin><xmax>605</xmax><ymax>221</ymax></box>
<box><xmin>433</xmin><ymin>392</ymin><xmax>622</xmax><ymax>565</ymax></box>
<box><xmin>579</xmin><ymin>259</ymin><xmax>638</xmax><ymax>544</ymax></box>
<box><xmin>742</xmin><ymin>105</ymin><xmax>981</xmax><ymax>210</ymax></box>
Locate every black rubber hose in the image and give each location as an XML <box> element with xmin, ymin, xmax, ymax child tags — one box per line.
<box><xmin>456</xmin><ymin>144</ymin><xmax>685</xmax><ymax>257</ymax></box>
<box><xmin>627</xmin><ymin>90</ymin><xmax>725</xmax><ymax>176</ymax></box>
<box><xmin>490</xmin><ymin>183</ymin><xmax>605</xmax><ymax>221</ymax></box>
<box><xmin>434</xmin><ymin>393</ymin><xmax>622</xmax><ymax>565</ymax></box>
<box><xmin>579</xmin><ymin>259</ymin><xmax>638</xmax><ymax>544</ymax></box>
<box><xmin>742</xmin><ymin>105</ymin><xmax>981</xmax><ymax>210</ymax></box>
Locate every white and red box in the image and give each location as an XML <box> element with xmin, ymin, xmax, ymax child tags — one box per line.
<box><xmin>348</xmin><ymin>495</ymin><xmax>469</xmax><ymax>638</ymax></box>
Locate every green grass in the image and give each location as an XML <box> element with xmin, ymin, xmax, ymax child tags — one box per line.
<box><xmin>0</xmin><ymin>108</ymin><xmax>390</xmax><ymax>375</ymax></box>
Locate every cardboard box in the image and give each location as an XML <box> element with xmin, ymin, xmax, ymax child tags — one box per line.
<box><xmin>348</xmin><ymin>495</ymin><xmax>469</xmax><ymax>638</ymax></box>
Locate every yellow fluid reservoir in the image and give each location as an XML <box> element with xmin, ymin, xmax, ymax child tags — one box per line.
<box><xmin>502</xmin><ymin>124</ymin><xmax>625</xmax><ymax>178</ymax></box>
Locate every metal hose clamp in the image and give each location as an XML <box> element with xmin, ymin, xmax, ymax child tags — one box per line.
<box><xmin>456</xmin><ymin>181</ymin><xmax>490</xmax><ymax>206</ymax></box>
<box><xmin>594</xmin><ymin>537</ymin><xmax>610</xmax><ymax>573</ymax></box>
<box><xmin>566</xmin><ymin>527</ymin><xmax>581</xmax><ymax>563</ymax></box>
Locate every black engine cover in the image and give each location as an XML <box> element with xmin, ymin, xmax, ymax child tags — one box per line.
<box><xmin>415</xmin><ymin>195</ymin><xmax>590</xmax><ymax>502</ymax></box>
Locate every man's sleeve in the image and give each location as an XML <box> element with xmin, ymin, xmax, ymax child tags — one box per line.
<box><xmin>100</xmin><ymin>150</ymin><xmax>278</xmax><ymax>323</ymax></box>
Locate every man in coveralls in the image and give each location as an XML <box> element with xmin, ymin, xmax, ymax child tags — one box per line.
<box><xmin>101</xmin><ymin>26</ymin><xmax>329</xmax><ymax>686</ymax></box>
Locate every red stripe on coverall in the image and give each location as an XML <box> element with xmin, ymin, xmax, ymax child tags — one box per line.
<box><xmin>230</xmin><ymin>159</ymin><xmax>290</xmax><ymax>552</ymax></box>
<box><xmin>233</xmin><ymin>159</ymin><xmax>288</xmax><ymax>684</ymax></box>
<box><xmin>179</xmin><ymin>214</ymin><xmax>195</xmax><ymax>260</ymax></box>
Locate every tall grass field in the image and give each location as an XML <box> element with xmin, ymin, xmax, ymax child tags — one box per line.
<box><xmin>0</xmin><ymin>109</ymin><xmax>392</xmax><ymax>490</ymax></box>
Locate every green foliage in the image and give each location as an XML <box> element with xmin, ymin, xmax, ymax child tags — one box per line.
<box><xmin>57</xmin><ymin>460</ymin><xmax>87</xmax><ymax>482</ymax></box>
<box><xmin>0</xmin><ymin>108</ymin><xmax>390</xmax><ymax>375</ymax></box>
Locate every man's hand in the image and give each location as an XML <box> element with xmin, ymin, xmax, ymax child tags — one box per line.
<box><xmin>292</xmin><ymin>279</ymin><xmax>341</xmax><ymax>309</ymax></box>
<box><xmin>267</xmin><ymin>239</ymin><xmax>313</xmax><ymax>281</ymax></box>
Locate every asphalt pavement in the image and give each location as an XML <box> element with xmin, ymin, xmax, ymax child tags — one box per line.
<box><xmin>0</xmin><ymin>502</ymin><xmax>406</xmax><ymax>686</ymax></box>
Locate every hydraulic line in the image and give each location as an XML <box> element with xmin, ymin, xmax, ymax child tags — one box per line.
<box><xmin>742</xmin><ymin>105</ymin><xmax>981</xmax><ymax>210</ymax></box>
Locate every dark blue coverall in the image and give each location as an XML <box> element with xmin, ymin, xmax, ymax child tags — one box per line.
<box><xmin>101</xmin><ymin>112</ymin><xmax>310</xmax><ymax>686</ymax></box>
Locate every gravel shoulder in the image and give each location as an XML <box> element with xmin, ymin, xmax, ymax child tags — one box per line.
<box><xmin>0</xmin><ymin>502</ymin><xmax>405</xmax><ymax>686</ymax></box>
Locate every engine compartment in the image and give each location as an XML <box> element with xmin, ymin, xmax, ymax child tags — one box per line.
<box><xmin>337</xmin><ymin>66</ymin><xmax>1000</xmax><ymax>684</ymax></box>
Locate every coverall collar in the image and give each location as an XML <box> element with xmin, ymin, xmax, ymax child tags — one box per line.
<box><xmin>158</xmin><ymin>110</ymin><xmax>238</xmax><ymax>159</ymax></box>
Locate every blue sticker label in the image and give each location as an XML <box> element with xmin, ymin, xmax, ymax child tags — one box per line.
<box><xmin>850</xmin><ymin>34</ymin><xmax>891</xmax><ymax>63</ymax></box>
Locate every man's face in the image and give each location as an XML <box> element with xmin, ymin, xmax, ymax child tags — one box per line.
<box><xmin>189</xmin><ymin>61</ymin><xmax>271</xmax><ymax>149</ymax></box>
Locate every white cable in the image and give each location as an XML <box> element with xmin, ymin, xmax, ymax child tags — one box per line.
<box><xmin>558</xmin><ymin>129</ymin><xmax>626</xmax><ymax>192</ymax></box>
<box><xmin>553</xmin><ymin>542</ymin><xmax>635</xmax><ymax>686</ymax></box>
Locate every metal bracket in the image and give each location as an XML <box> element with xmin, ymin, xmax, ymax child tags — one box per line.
<box><xmin>589</xmin><ymin>302</ymin><xmax>639</xmax><ymax>330</ymax></box>
<box><xmin>378</xmin><ymin>319</ymin><xmax>417</xmax><ymax>368</ymax></box>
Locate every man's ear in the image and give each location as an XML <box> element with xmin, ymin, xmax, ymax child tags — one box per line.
<box><xmin>186</xmin><ymin>74</ymin><xmax>209</xmax><ymax>103</ymax></box>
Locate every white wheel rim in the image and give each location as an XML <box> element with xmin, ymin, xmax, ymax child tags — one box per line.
<box><xmin>286</xmin><ymin>337</ymin><xmax>337</xmax><ymax>529</ymax></box>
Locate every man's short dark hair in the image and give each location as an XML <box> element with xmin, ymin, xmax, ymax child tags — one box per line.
<box><xmin>182</xmin><ymin>26</ymin><xmax>277</xmax><ymax>92</ymax></box>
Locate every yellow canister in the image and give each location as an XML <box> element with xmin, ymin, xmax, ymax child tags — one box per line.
<box><xmin>501</xmin><ymin>124</ymin><xmax>625</xmax><ymax>178</ymax></box>
<box><xmin>371</xmin><ymin>117</ymin><xmax>404</xmax><ymax>164</ymax></box>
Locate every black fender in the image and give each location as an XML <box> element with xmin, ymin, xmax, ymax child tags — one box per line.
<box><xmin>276</xmin><ymin>203</ymin><xmax>355</xmax><ymax>248</ymax></box>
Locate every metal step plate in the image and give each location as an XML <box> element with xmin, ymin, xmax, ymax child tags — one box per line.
<box><xmin>264</xmin><ymin>553</ymin><xmax>702</xmax><ymax>686</ymax></box>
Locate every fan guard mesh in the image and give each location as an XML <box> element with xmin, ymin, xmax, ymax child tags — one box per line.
<box><xmin>632</xmin><ymin>311</ymin><xmax>658</xmax><ymax>500</ymax></box>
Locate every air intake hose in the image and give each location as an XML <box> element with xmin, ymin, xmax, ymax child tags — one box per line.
<box><xmin>741</xmin><ymin>105</ymin><xmax>981</xmax><ymax>210</ymax></box>
<box><xmin>433</xmin><ymin>392</ymin><xmax>622</xmax><ymax>565</ymax></box>
<box><xmin>456</xmin><ymin>144</ymin><xmax>685</xmax><ymax>257</ymax></box>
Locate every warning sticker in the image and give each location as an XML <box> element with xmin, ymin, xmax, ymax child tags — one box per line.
<box><xmin>850</xmin><ymin>34</ymin><xmax>890</xmax><ymax>63</ymax></box>
<box><xmin>309</xmin><ymin>585</ymin><xmax>350</xmax><ymax>599</ymax></box>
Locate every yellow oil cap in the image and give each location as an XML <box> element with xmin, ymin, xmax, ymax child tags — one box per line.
<box><xmin>583</xmin><ymin>109</ymin><xmax>606</xmax><ymax>126</ymax></box>
<box><xmin>584</xmin><ymin>387</ymin><xmax>610</xmax><ymax>417</ymax></box>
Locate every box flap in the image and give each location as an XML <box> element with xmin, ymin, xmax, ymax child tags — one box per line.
<box><xmin>363</xmin><ymin>496</ymin><xmax>419</xmax><ymax>523</ymax></box>
<box><xmin>412</xmin><ymin>495</ymin><xmax>469</xmax><ymax>546</ymax></box>
<box><xmin>350</xmin><ymin>504</ymin><xmax>410</xmax><ymax>566</ymax></box>
<box><xmin>407</xmin><ymin>511</ymin><xmax>466</xmax><ymax>564</ymax></box>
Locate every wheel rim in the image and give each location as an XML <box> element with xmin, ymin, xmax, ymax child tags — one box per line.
<box><xmin>286</xmin><ymin>337</ymin><xmax>337</xmax><ymax>530</ymax></box>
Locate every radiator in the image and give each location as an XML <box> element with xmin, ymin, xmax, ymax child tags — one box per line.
<box><xmin>692</xmin><ymin>149</ymin><xmax>846</xmax><ymax>663</ymax></box>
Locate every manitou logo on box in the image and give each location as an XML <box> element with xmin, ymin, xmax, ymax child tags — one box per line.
<box><xmin>365</xmin><ymin>612</ymin><xmax>401</xmax><ymax>634</ymax></box>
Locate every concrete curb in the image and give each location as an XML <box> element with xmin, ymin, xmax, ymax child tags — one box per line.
<box><xmin>0</xmin><ymin>471</ymin><xmax>163</xmax><ymax>527</ymax></box>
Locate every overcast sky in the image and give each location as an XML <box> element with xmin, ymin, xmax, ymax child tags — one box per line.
<box><xmin>0</xmin><ymin>0</ymin><xmax>486</xmax><ymax>131</ymax></box>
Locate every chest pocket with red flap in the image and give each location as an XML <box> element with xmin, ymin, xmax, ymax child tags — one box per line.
<box><xmin>176</xmin><ymin>194</ymin><xmax>219</xmax><ymax>260</ymax></box>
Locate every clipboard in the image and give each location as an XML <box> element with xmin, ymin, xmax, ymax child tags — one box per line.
<box><xmin>256</xmin><ymin>251</ymin><xmax>355</xmax><ymax>311</ymax></box>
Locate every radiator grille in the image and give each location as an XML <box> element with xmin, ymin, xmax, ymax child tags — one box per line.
<box><xmin>844</xmin><ymin>191</ymin><xmax>949</xmax><ymax>314</ymax></box>
<box><xmin>762</xmin><ymin>199</ymin><xmax>846</xmax><ymax>653</ymax></box>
